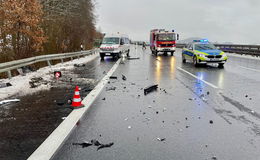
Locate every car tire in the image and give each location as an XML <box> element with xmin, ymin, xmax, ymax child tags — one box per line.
<box><xmin>218</xmin><ymin>63</ymin><xmax>224</xmax><ymax>68</ymax></box>
<box><xmin>100</xmin><ymin>54</ymin><xmax>105</xmax><ymax>60</ymax></box>
<box><xmin>193</xmin><ymin>56</ymin><xmax>199</xmax><ymax>67</ymax></box>
<box><xmin>171</xmin><ymin>52</ymin><xmax>174</xmax><ymax>56</ymax></box>
<box><xmin>127</xmin><ymin>50</ymin><xmax>130</xmax><ymax>57</ymax></box>
<box><xmin>155</xmin><ymin>51</ymin><xmax>158</xmax><ymax>56</ymax></box>
<box><xmin>182</xmin><ymin>55</ymin><xmax>186</xmax><ymax>63</ymax></box>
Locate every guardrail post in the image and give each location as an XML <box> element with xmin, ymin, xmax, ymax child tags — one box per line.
<box><xmin>70</xmin><ymin>57</ymin><xmax>73</xmax><ymax>60</ymax></box>
<box><xmin>7</xmin><ymin>71</ymin><xmax>12</xmax><ymax>79</ymax></box>
<box><xmin>47</xmin><ymin>60</ymin><xmax>51</xmax><ymax>67</ymax></box>
<box><xmin>61</xmin><ymin>59</ymin><xmax>64</xmax><ymax>63</ymax></box>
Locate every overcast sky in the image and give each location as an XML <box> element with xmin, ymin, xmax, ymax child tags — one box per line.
<box><xmin>95</xmin><ymin>0</ymin><xmax>260</xmax><ymax>44</ymax></box>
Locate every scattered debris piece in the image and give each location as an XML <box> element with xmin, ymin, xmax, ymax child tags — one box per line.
<box><xmin>144</xmin><ymin>84</ymin><xmax>158</xmax><ymax>95</ymax></box>
<box><xmin>122</xmin><ymin>75</ymin><xmax>127</xmax><ymax>81</ymax></box>
<box><xmin>162</xmin><ymin>121</ymin><xmax>165</xmax><ymax>123</ymax></box>
<box><xmin>156</xmin><ymin>111</ymin><xmax>159</xmax><ymax>114</ymax></box>
<box><xmin>188</xmin><ymin>98</ymin><xmax>193</xmax><ymax>101</ymax></box>
<box><xmin>0</xmin><ymin>99</ymin><xmax>20</xmax><ymax>105</ymax></box>
<box><xmin>249</xmin><ymin>98</ymin><xmax>252</xmax><ymax>100</ymax></box>
<box><xmin>73</xmin><ymin>141</ymin><xmax>92</xmax><ymax>148</ymax></box>
<box><xmin>56</xmin><ymin>101</ymin><xmax>65</xmax><ymax>106</ymax></box>
<box><xmin>245</xmin><ymin>95</ymin><xmax>248</xmax><ymax>98</ymax></box>
<box><xmin>153</xmin><ymin>100</ymin><xmax>155</xmax><ymax>103</ymax></box>
<box><xmin>103</xmin><ymin>71</ymin><xmax>106</xmax><ymax>74</ymax></box>
<box><xmin>212</xmin><ymin>156</ymin><xmax>217</xmax><ymax>160</ymax></box>
<box><xmin>162</xmin><ymin>89</ymin><xmax>167</xmax><ymax>94</ymax></box>
<box><xmin>91</xmin><ymin>139</ymin><xmax>102</xmax><ymax>146</ymax></box>
<box><xmin>124</xmin><ymin>118</ymin><xmax>128</xmax><ymax>121</ymax></box>
<box><xmin>0</xmin><ymin>82</ymin><xmax>12</xmax><ymax>88</ymax></box>
<box><xmin>186</xmin><ymin>126</ymin><xmax>189</xmax><ymax>128</ymax></box>
<box><xmin>143</xmin><ymin>112</ymin><xmax>146</xmax><ymax>115</ymax></box>
<box><xmin>205</xmin><ymin>144</ymin><xmax>208</xmax><ymax>148</ymax></box>
<box><xmin>163</xmin><ymin>108</ymin><xmax>167</xmax><ymax>112</ymax></box>
<box><xmin>102</xmin><ymin>98</ymin><xmax>106</xmax><ymax>101</ymax></box>
<box><xmin>157</xmin><ymin>138</ymin><xmax>166</xmax><ymax>142</ymax></box>
<box><xmin>137</xmin><ymin>95</ymin><xmax>140</xmax><ymax>98</ymax></box>
<box><xmin>62</xmin><ymin>117</ymin><xmax>67</xmax><ymax>120</ymax></box>
<box><xmin>251</xmin><ymin>110</ymin><xmax>255</xmax><ymax>114</ymax></box>
<box><xmin>74</xmin><ymin>64</ymin><xmax>86</xmax><ymax>67</ymax></box>
<box><xmin>127</xmin><ymin>57</ymin><xmax>140</xmax><ymax>60</ymax></box>
<box><xmin>128</xmin><ymin>126</ymin><xmax>132</xmax><ymax>129</ymax></box>
<box><xmin>207</xmin><ymin>91</ymin><xmax>210</xmax><ymax>95</ymax></box>
<box><xmin>109</xmin><ymin>76</ymin><xmax>118</xmax><ymax>79</ymax></box>
<box><xmin>209</xmin><ymin>120</ymin><xmax>213</xmax><ymax>124</ymax></box>
<box><xmin>29</xmin><ymin>77</ymin><xmax>45</xmax><ymax>88</ymax></box>
<box><xmin>97</xmin><ymin>142</ymin><xmax>114</xmax><ymax>150</ymax></box>
<box><xmin>131</xmin><ymin>83</ymin><xmax>136</xmax><ymax>85</ymax></box>
<box><xmin>185</xmin><ymin>117</ymin><xmax>188</xmax><ymax>120</ymax></box>
<box><xmin>198</xmin><ymin>117</ymin><xmax>201</xmax><ymax>119</ymax></box>
<box><xmin>148</xmin><ymin>105</ymin><xmax>152</xmax><ymax>108</ymax></box>
<box><xmin>106</xmin><ymin>87</ymin><xmax>116</xmax><ymax>91</ymax></box>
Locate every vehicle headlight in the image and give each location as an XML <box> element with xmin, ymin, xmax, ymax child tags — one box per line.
<box><xmin>197</xmin><ymin>53</ymin><xmax>206</xmax><ymax>57</ymax></box>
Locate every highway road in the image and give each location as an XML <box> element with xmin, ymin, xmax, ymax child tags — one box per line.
<box><xmin>49</xmin><ymin>46</ymin><xmax>260</xmax><ymax>160</ymax></box>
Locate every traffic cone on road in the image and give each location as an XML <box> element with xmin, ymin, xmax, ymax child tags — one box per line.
<box><xmin>71</xmin><ymin>86</ymin><xmax>84</xmax><ymax>108</ymax></box>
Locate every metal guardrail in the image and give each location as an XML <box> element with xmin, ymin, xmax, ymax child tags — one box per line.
<box><xmin>0</xmin><ymin>49</ymin><xmax>97</xmax><ymax>79</ymax></box>
<box><xmin>176</xmin><ymin>43</ymin><xmax>260</xmax><ymax>56</ymax></box>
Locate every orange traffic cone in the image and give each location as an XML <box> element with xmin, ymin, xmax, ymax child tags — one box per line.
<box><xmin>71</xmin><ymin>86</ymin><xmax>84</xmax><ymax>108</ymax></box>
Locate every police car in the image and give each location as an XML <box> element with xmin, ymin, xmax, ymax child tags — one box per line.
<box><xmin>182</xmin><ymin>39</ymin><xmax>228</xmax><ymax>68</ymax></box>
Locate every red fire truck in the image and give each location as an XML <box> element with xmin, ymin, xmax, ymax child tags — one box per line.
<box><xmin>150</xmin><ymin>29</ymin><xmax>179</xmax><ymax>56</ymax></box>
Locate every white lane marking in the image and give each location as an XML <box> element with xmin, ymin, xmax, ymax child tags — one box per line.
<box><xmin>238</xmin><ymin>65</ymin><xmax>260</xmax><ymax>73</ymax></box>
<box><xmin>177</xmin><ymin>67</ymin><xmax>219</xmax><ymax>89</ymax></box>
<box><xmin>28</xmin><ymin>59</ymin><xmax>121</xmax><ymax>160</ymax></box>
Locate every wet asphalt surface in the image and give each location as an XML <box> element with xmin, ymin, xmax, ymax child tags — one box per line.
<box><xmin>52</xmin><ymin>46</ymin><xmax>260</xmax><ymax>160</ymax></box>
<box><xmin>0</xmin><ymin>56</ymin><xmax>116</xmax><ymax>160</ymax></box>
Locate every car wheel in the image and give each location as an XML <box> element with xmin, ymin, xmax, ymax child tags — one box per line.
<box><xmin>182</xmin><ymin>54</ymin><xmax>186</xmax><ymax>63</ymax></box>
<box><xmin>193</xmin><ymin>56</ymin><xmax>199</xmax><ymax>67</ymax></box>
<box><xmin>100</xmin><ymin>54</ymin><xmax>105</xmax><ymax>60</ymax></box>
<box><xmin>127</xmin><ymin>50</ymin><xmax>130</xmax><ymax>57</ymax></box>
<box><xmin>171</xmin><ymin>52</ymin><xmax>174</xmax><ymax>56</ymax></box>
<box><xmin>218</xmin><ymin>63</ymin><xmax>224</xmax><ymax>68</ymax></box>
<box><xmin>155</xmin><ymin>51</ymin><xmax>158</xmax><ymax>56</ymax></box>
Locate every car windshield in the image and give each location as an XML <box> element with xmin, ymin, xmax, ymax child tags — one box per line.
<box><xmin>194</xmin><ymin>43</ymin><xmax>217</xmax><ymax>50</ymax></box>
<box><xmin>157</xmin><ymin>33</ymin><xmax>176</xmax><ymax>41</ymax></box>
<box><xmin>102</xmin><ymin>37</ymin><xmax>120</xmax><ymax>44</ymax></box>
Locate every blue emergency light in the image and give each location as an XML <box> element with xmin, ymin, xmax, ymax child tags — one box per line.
<box><xmin>193</xmin><ymin>39</ymin><xmax>209</xmax><ymax>43</ymax></box>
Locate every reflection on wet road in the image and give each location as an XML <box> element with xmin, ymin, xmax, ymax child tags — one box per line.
<box><xmin>53</xmin><ymin>47</ymin><xmax>260</xmax><ymax>160</ymax></box>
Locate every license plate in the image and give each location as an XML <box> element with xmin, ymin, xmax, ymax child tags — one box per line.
<box><xmin>105</xmin><ymin>53</ymin><xmax>111</xmax><ymax>56</ymax></box>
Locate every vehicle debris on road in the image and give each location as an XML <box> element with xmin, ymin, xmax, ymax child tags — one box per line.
<box><xmin>106</xmin><ymin>87</ymin><xmax>116</xmax><ymax>91</ymax></box>
<box><xmin>109</xmin><ymin>76</ymin><xmax>118</xmax><ymax>79</ymax></box>
<box><xmin>0</xmin><ymin>99</ymin><xmax>20</xmax><ymax>105</ymax></box>
<box><xmin>74</xmin><ymin>64</ymin><xmax>86</xmax><ymax>67</ymax></box>
<box><xmin>72</xmin><ymin>141</ymin><xmax>92</xmax><ymax>148</ymax></box>
<box><xmin>97</xmin><ymin>142</ymin><xmax>114</xmax><ymax>151</ymax></box>
<box><xmin>157</xmin><ymin>138</ymin><xmax>166</xmax><ymax>142</ymax></box>
<box><xmin>122</xmin><ymin>75</ymin><xmax>127</xmax><ymax>81</ymax></box>
<box><xmin>91</xmin><ymin>139</ymin><xmax>102</xmax><ymax>146</ymax></box>
<box><xmin>144</xmin><ymin>84</ymin><xmax>158</xmax><ymax>95</ymax></box>
<box><xmin>0</xmin><ymin>82</ymin><xmax>12</xmax><ymax>88</ymax></box>
<box><xmin>209</xmin><ymin>120</ymin><xmax>213</xmax><ymax>124</ymax></box>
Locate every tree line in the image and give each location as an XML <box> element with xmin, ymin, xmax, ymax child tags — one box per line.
<box><xmin>0</xmin><ymin>0</ymin><xmax>101</xmax><ymax>63</ymax></box>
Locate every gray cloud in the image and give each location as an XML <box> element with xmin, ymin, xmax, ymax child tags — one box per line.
<box><xmin>96</xmin><ymin>0</ymin><xmax>260</xmax><ymax>44</ymax></box>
